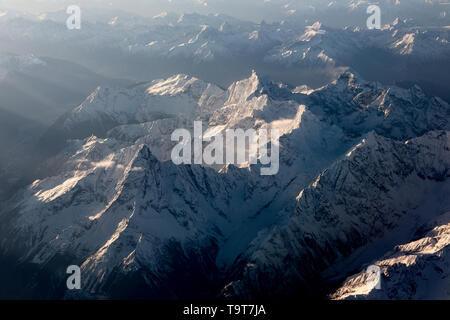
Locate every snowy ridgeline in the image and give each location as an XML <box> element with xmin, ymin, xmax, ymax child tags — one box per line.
<box><xmin>0</xmin><ymin>69</ymin><xmax>449</xmax><ymax>299</ymax></box>
<box><xmin>1</xmin><ymin>9</ymin><xmax>449</xmax><ymax>64</ymax></box>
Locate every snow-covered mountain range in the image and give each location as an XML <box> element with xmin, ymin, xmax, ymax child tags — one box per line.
<box><xmin>2</xmin><ymin>8</ymin><xmax>448</xmax><ymax>64</ymax></box>
<box><xmin>0</xmin><ymin>69</ymin><xmax>449</xmax><ymax>299</ymax></box>
<box><xmin>2</xmin><ymin>7</ymin><xmax>448</xmax><ymax>105</ymax></box>
<box><xmin>266</xmin><ymin>18</ymin><xmax>450</xmax><ymax>67</ymax></box>
<box><xmin>331</xmin><ymin>207</ymin><xmax>450</xmax><ymax>300</ymax></box>
<box><xmin>224</xmin><ymin>130</ymin><xmax>450</xmax><ymax>299</ymax></box>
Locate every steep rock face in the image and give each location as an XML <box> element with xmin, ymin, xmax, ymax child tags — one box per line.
<box><xmin>0</xmin><ymin>138</ymin><xmax>239</xmax><ymax>298</ymax></box>
<box><xmin>331</xmin><ymin>210</ymin><xmax>450</xmax><ymax>300</ymax></box>
<box><xmin>223</xmin><ymin>131</ymin><xmax>450</xmax><ymax>299</ymax></box>
<box><xmin>302</xmin><ymin>72</ymin><xmax>450</xmax><ymax>140</ymax></box>
<box><xmin>209</xmin><ymin>71</ymin><xmax>300</xmax><ymax>129</ymax></box>
<box><xmin>49</xmin><ymin>74</ymin><xmax>225</xmax><ymax>140</ymax></box>
<box><xmin>264</xmin><ymin>22</ymin><xmax>349</xmax><ymax>68</ymax></box>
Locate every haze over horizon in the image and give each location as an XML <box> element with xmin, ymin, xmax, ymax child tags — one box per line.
<box><xmin>0</xmin><ymin>0</ymin><xmax>449</xmax><ymax>304</ymax></box>
<box><xmin>0</xmin><ymin>0</ymin><xmax>304</xmax><ymax>22</ymax></box>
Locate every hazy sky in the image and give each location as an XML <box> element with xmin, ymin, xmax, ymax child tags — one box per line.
<box><xmin>2</xmin><ymin>1</ymin><xmax>447</xmax><ymax>25</ymax></box>
<box><xmin>0</xmin><ymin>0</ymin><xmax>304</xmax><ymax>22</ymax></box>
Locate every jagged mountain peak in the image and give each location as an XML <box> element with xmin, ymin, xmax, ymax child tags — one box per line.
<box><xmin>331</xmin><ymin>207</ymin><xmax>450</xmax><ymax>300</ymax></box>
<box><xmin>225</xmin><ymin>70</ymin><xmax>294</xmax><ymax>104</ymax></box>
<box><xmin>56</xmin><ymin>74</ymin><xmax>226</xmax><ymax>141</ymax></box>
<box><xmin>298</xmin><ymin>21</ymin><xmax>326</xmax><ymax>42</ymax></box>
<box><xmin>331</xmin><ymin>70</ymin><xmax>369</xmax><ymax>89</ymax></box>
<box><xmin>223</xmin><ymin>130</ymin><xmax>450</xmax><ymax>299</ymax></box>
<box><xmin>305</xmin><ymin>70</ymin><xmax>450</xmax><ymax>140</ymax></box>
<box><xmin>144</xmin><ymin>73</ymin><xmax>218</xmax><ymax>98</ymax></box>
